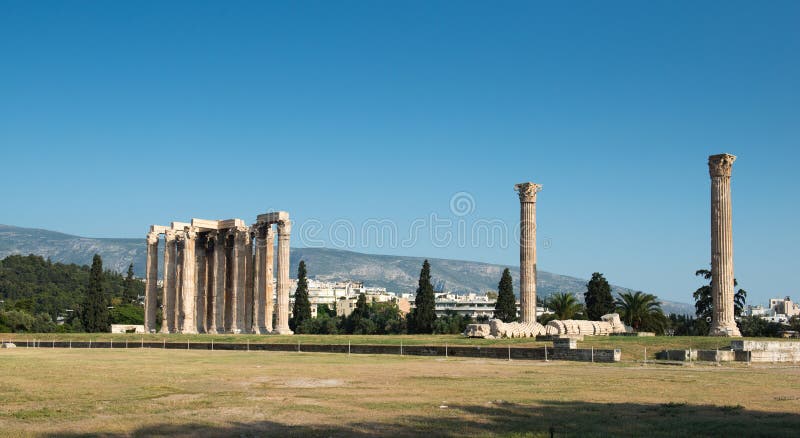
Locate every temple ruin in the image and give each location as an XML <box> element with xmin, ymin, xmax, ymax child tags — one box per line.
<box><xmin>143</xmin><ymin>211</ymin><xmax>293</xmax><ymax>335</ymax></box>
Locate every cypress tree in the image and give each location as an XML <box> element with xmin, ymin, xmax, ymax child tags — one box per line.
<box><xmin>290</xmin><ymin>260</ymin><xmax>312</xmax><ymax>332</ymax></box>
<box><xmin>82</xmin><ymin>254</ymin><xmax>110</xmax><ymax>332</ymax></box>
<box><xmin>584</xmin><ymin>272</ymin><xmax>615</xmax><ymax>320</ymax></box>
<box><xmin>494</xmin><ymin>268</ymin><xmax>517</xmax><ymax>322</ymax></box>
<box><xmin>122</xmin><ymin>263</ymin><xmax>137</xmax><ymax>304</ymax></box>
<box><xmin>411</xmin><ymin>260</ymin><xmax>436</xmax><ymax>334</ymax></box>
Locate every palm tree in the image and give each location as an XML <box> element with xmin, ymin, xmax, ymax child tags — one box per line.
<box><xmin>615</xmin><ymin>291</ymin><xmax>667</xmax><ymax>334</ymax></box>
<box><xmin>546</xmin><ymin>292</ymin><xmax>583</xmax><ymax>320</ymax></box>
<box><xmin>693</xmin><ymin>268</ymin><xmax>747</xmax><ymax>320</ymax></box>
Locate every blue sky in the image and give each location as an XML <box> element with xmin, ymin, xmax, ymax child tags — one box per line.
<box><xmin>1</xmin><ymin>1</ymin><xmax>798</xmax><ymax>305</ymax></box>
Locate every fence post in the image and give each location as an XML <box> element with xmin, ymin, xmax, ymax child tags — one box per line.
<box><xmin>445</xmin><ymin>343</ymin><xmax>448</xmax><ymax>358</ymax></box>
<box><xmin>187</xmin><ymin>339</ymin><xmax>190</xmax><ymax>350</ymax></box>
<box><xmin>141</xmin><ymin>337</ymin><xmax>144</xmax><ymax>349</ymax></box>
<box><xmin>400</xmin><ymin>339</ymin><xmax>403</xmax><ymax>356</ymax></box>
<box><xmin>348</xmin><ymin>339</ymin><xmax>351</xmax><ymax>357</ymax></box>
<box><xmin>591</xmin><ymin>346</ymin><xmax>594</xmax><ymax>363</ymax></box>
<box><xmin>110</xmin><ymin>339</ymin><xmax>113</xmax><ymax>349</ymax></box>
<box><xmin>163</xmin><ymin>339</ymin><xmax>166</xmax><ymax>349</ymax></box>
<box><xmin>643</xmin><ymin>347</ymin><xmax>647</xmax><ymax>366</ymax></box>
<box><xmin>211</xmin><ymin>339</ymin><xmax>214</xmax><ymax>351</ymax></box>
<box><xmin>544</xmin><ymin>345</ymin><xmax>548</xmax><ymax>362</ymax></box>
<box><xmin>508</xmin><ymin>344</ymin><xmax>511</xmax><ymax>361</ymax></box>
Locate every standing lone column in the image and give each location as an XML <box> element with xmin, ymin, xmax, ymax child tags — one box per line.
<box><xmin>144</xmin><ymin>231</ymin><xmax>159</xmax><ymax>333</ymax></box>
<box><xmin>160</xmin><ymin>230</ymin><xmax>177</xmax><ymax>333</ymax></box>
<box><xmin>515</xmin><ymin>182</ymin><xmax>542</xmax><ymax>324</ymax></box>
<box><xmin>273</xmin><ymin>220</ymin><xmax>293</xmax><ymax>334</ymax></box>
<box><xmin>708</xmin><ymin>154</ymin><xmax>741</xmax><ymax>337</ymax></box>
<box><xmin>181</xmin><ymin>227</ymin><xmax>198</xmax><ymax>334</ymax></box>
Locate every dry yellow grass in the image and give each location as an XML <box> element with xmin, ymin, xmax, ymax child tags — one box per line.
<box><xmin>1</xmin><ymin>348</ymin><xmax>799</xmax><ymax>437</ymax></box>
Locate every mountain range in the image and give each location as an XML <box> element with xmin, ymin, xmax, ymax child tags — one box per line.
<box><xmin>0</xmin><ymin>224</ymin><xmax>694</xmax><ymax>315</ymax></box>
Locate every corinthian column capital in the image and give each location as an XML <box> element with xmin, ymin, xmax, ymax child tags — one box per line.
<box><xmin>146</xmin><ymin>232</ymin><xmax>159</xmax><ymax>245</ymax></box>
<box><xmin>709</xmin><ymin>154</ymin><xmax>736</xmax><ymax>178</ymax></box>
<box><xmin>278</xmin><ymin>220</ymin><xmax>292</xmax><ymax>236</ymax></box>
<box><xmin>184</xmin><ymin>226</ymin><xmax>197</xmax><ymax>240</ymax></box>
<box><xmin>164</xmin><ymin>229</ymin><xmax>177</xmax><ymax>242</ymax></box>
<box><xmin>515</xmin><ymin>182</ymin><xmax>543</xmax><ymax>203</ymax></box>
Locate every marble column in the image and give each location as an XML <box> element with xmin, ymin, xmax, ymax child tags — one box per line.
<box><xmin>160</xmin><ymin>230</ymin><xmax>177</xmax><ymax>333</ymax></box>
<box><xmin>230</xmin><ymin>226</ymin><xmax>248</xmax><ymax>333</ymax></box>
<box><xmin>273</xmin><ymin>220</ymin><xmax>293</xmax><ymax>334</ymax></box>
<box><xmin>708</xmin><ymin>154</ymin><xmax>741</xmax><ymax>337</ymax></box>
<box><xmin>207</xmin><ymin>231</ymin><xmax>225</xmax><ymax>334</ymax></box>
<box><xmin>180</xmin><ymin>227</ymin><xmax>198</xmax><ymax>334</ymax></box>
<box><xmin>195</xmin><ymin>233</ymin><xmax>207</xmax><ymax>333</ymax></box>
<box><xmin>204</xmin><ymin>237</ymin><xmax>214</xmax><ymax>333</ymax></box>
<box><xmin>264</xmin><ymin>225</ymin><xmax>275</xmax><ymax>333</ymax></box>
<box><xmin>252</xmin><ymin>225</ymin><xmax>268</xmax><ymax>334</ymax></box>
<box><xmin>144</xmin><ymin>231</ymin><xmax>159</xmax><ymax>333</ymax></box>
<box><xmin>244</xmin><ymin>228</ymin><xmax>254</xmax><ymax>333</ymax></box>
<box><xmin>175</xmin><ymin>236</ymin><xmax>184</xmax><ymax>332</ymax></box>
<box><xmin>515</xmin><ymin>182</ymin><xmax>542</xmax><ymax>324</ymax></box>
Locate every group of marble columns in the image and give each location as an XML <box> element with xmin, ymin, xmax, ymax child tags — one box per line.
<box><xmin>143</xmin><ymin>212</ymin><xmax>294</xmax><ymax>335</ymax></box>
<box><xmin>514</xmin><ymin>154</ymin><xmax>742</xmax><ymax>337</ymax></box>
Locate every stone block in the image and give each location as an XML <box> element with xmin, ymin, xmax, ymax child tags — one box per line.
<box><xmin>731</xmin><ymin>340</ymin><xmax>800</xmax><ymax>352</ymax></box>
<box><xmin>218</xmin><ymin>218</ymin><xmax>246</xmax><ymax>229</ymax></box>
<box><xmin>257</xmin><ymin>211</ymin><xmax>290</xmax><ymax>224</ymax></box>
<box><xmin>191</xmin><ymin>218</ymin><xmax>221</xmax><ymax>230</ymax></box>
<box><xmin>464</xmin><ymin>324</ymin><xmax>491</xmax><ymax>338</ymax></box>
<box><xmin>553</xmin><ymin>338</ymin><xmax>577</xmax><ymax>350</ymax></box>
<box><xmin>1</xmin><ymin>343</ymin><xmax>16</xmax><ymax>348</ymax></box>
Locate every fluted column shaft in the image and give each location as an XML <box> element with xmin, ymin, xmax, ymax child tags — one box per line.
<box><xmin>709</xmin><ymin>154</ymin><xmax>741</xmax><ymax>337</ymax></box>
<box><xmin>175</xmin><ymin>237</ymin><xmax>184</xmax><ymax>332</ymax></box>
<box><xmin>160</xmin><ymin>230</ymin><xmax>177</xmax><ymax>333</ymax></box>
<box><xmin>515</xmin><ymin>182</ymin><xmax>542</xmax><ymax>324</ymax></box>
<box><xmin>244</xmin><ymin>230</ymin><xmax>254</xmax><ymax>333</ymax></box>
<box><xmin>181</xmin><ymin>227</ymin><xmax>198</xmax><ymax>334</ymax></box>
<box><xmin>264</xmin><ymin>226</ymin><xmax>275</xmax><ymax>333</ymax></box>
<box><xmin>230</xmin><ymin>226</ymin><xmax>248</xmax><ymax>333</ymax></box>
<box><xmin>195</xmin><ymin>234</ymin><xmax>207</xmax><ymax>333</ymax></box>
<box><xmin>208</xmin><ymin>231</ymin><xmax>225</xmax><ymax>334</ymax></box>
<box><xmin>144</xmin><ymin>232</ymin><xmax>159</xmax><ymax>333</ymax></box>
<box><xmin>253</xmin><ymin>226</ymin><xmax>267</xmax><ymax>334</ymax></box>
<box><xmin>274</xmin><ymin>220</ymin><xmax>293</xmax><ymax>334</ymax></box>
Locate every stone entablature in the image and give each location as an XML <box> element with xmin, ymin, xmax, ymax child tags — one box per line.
<box><xmin>144</xmin><ymin>212</ymin><xmax>292</xmax><ymax>335</ymax></box>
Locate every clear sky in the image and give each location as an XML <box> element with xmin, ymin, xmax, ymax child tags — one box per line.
<box><xmin>1</xmin><ymin>1</ymin><xmax>798</xmax><ymax>305</ymax></box>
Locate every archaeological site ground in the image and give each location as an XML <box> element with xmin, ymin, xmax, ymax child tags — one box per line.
<box><xmin>1</xmin><ymin>336</ymin><xmax>799</xmax><ymax>437</ymax></box>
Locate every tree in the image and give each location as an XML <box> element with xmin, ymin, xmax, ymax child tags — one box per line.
<box><xmin>82</xmin><ymin>254</ymin><xmax>110</xmax><ymax>333</ymax></box>
<box><xmin>290</xmin><ymin>260</ymin><xmax>312</xmax><ymax>332</ymax></box>
<box><xmin>584</xmin><ymin>272</ymin><xmax>615</xmax><ymax>320</ymax></box>
<box><xmin>410</xmin><ymin>260</ymin><xmax>436</xmax><ymax>334</ymax></box>
<box><xmin>546</xmin><ymin>292</ymin><xmax>583</xmax><ymax>320</ymax></box>
<box><xmin>122</xmin><ymin>263</ymin><xmax>138</xmax><ymax>304</ymax></box>
<box><xmin>738</xmin><ymin>315</ymin><xmax>784</xmax><ymax>337</ymax></box>
<box><xmin>615</xmin><ymin>291</ymin><xmax>667</xmax><ymax>334</ymax></box>
<box><xmin>693</xmin><ymin>269</ymin><xmax>747</xmax><ymax>323</ymax></box>
<box><xmin>494</xmin><ymin>268</ymin><xmax>517</xmax><ymax>322</ymax></box>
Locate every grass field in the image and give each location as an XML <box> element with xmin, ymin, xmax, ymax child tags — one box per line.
<box><xmin>0</xmin><ymin>333</ymin><xmax>790</xmax><ymax>361</ymax></box>
<box><xmin>1</xmin><ymin>347</ymin><xmax>799</xmax><ymax>437</ymax></box>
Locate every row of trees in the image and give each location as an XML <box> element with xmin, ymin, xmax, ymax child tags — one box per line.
<box><xmin>289</xmin><ymin>259</ymin><xmax>470</xmax><ymax>335</ymax></box>
<box><xmin>0</xmin><ymin>254</ymin><xmax>143</xmax><ymax>333</ymax></box>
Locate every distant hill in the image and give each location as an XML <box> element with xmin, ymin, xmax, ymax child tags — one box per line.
<box><xmin>0</xmin><ymin>224</ymin><xmax>694</xmax><ymax>315</ymax></box>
